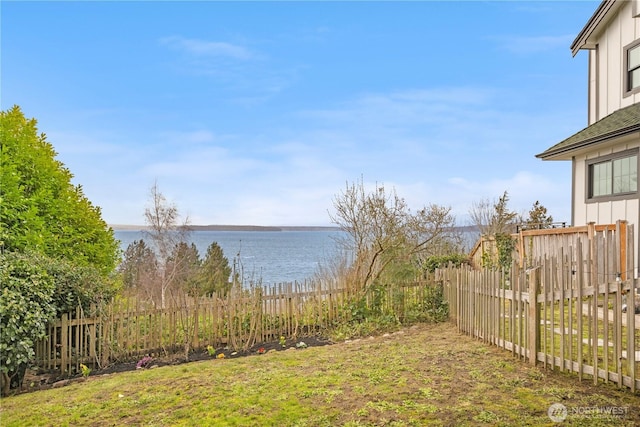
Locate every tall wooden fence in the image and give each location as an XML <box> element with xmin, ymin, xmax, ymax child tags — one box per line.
<box><xmin>516</xmin><ymin>221</ymin><xmax>632</xmax><ymax>280</ymax></box>
<box><xmin>441</xmin><ymin>221</ymin><xmax>639</xmax><ymax>391</ymax></box>
<box><xmin>470</xmin><ymin>222</ymin><xmax>631</xmax><ymax>279</ymax></box>
<box><xmin>34</xmin><ymin>278</ymin><xmax>435</xmax><ymax>375</ymax></box>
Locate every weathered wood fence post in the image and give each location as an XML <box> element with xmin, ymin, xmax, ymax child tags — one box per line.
<box><xmin>528</xmin><ymin>266</ymin><xmax>539</xmax><ymax>365</ymax></box>
<box><xmin>60</xmin><ymin>313</ymin><xmax>69</xmax><ymax>373</ymax></box>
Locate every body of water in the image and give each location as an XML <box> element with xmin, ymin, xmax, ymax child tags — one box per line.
<box><xmin>114</xmin><ymin>230</ymin><xmax>344</xmax><ymax>285</ymax></box>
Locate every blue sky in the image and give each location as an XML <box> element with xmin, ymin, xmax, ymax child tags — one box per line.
<box><xmin>2</xmin><ymin>1</ymin><xmax>600</xmax><ymax>226</ymax></box>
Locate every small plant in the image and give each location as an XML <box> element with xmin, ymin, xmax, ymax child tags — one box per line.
<box><xmin>216</xmin><ymin>353</ymin><xmax>225</xmax><ymax>359</ymax></box>
<box><xmin>295</xmin><ymin>341</ymin><xmax>308</xmax><ymax>349</ymax></box>
<box><xmin>257</xmin><ymin>347</ymin><xmax>265</xmax><ymax>354</ymax></box>
<box><xmin>474</xmin><ymin>410</ymin><xmax>499</xmax><ymax>423</ymax></box>
<box><xmin>80</xmin><ymin>363</ymin><xmax>91</xmax><ymax>377</ymax></box>
<box><xmin>279</xmin><ymin>336</ymin><xmax>286</xmax><ymax>347</ymax></box>
<box><xmin>207</xmin><ymin>345</ymin><xmax>215</xmax><ymax>356</ymax></box>
<box><xmin>528</xmin><ymin>369</ymin><xmax>545</xmax><ymax>381</ymax></box>
<box><xmin>136</xmin><ymin>356</ymin><xmax>153</xmax><ymax>369</ymax></box>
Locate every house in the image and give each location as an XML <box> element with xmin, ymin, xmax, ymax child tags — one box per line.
<box><xmin>537</xmin><ymin>0</ymin><xmax>640</xmax><ymax>273</ymax></box>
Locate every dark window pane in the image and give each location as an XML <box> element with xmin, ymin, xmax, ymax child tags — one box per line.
<box><xmin>630</xmin><ymin>68</ymin><xmax>640</xmax><ymax>91</ymax></box>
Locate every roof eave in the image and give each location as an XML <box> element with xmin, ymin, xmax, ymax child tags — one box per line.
<box><xmin>570</xmin><ymin>0</ymin><xmax>618</xmax><ymax>56</ymax></box>
<box><xmin>537</xmin><ymin>125</ymin><xmax>640</xmax><ymax>160</ymax></box>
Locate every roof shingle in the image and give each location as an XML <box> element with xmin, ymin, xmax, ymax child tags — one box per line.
<box><xmin>537</xmin><ymin>103</ymin><xmax>640</xmax><ymax>160</ymax></box>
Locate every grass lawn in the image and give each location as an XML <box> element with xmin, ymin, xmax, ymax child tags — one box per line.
<box><xmin>1</xmin><ymin>322</ymin><xmax>638</xmax><ymax>426</ymax></box>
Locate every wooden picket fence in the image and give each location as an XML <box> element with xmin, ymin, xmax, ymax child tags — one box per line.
<box><xmin>34</xmin><ymin>277</ymin><xmax>437</xmax><ymax>375</ymax></box>
<box><xmin>440</xmin><ymin>221</ymin><xmax>640</xmax><ymax>391</ymax></box>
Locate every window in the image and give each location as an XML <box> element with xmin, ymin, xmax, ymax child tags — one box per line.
<box><xmin>624</xmin><ymin>40</ymin><xmax>640</xmax><ymax>96</ymax></box>
<box><xmin>588</xmin><ymin>152</ymin><xmax>638</xmax><ymax>199</ymax></box>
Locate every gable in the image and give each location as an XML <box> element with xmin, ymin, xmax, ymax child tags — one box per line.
<box><xmin>571</xmin><ymin>0</ymin><xmax>640</xmax><ymax>56</ymax></box>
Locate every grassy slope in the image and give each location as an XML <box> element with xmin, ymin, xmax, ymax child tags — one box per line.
<box><xmin>1</xmin><ymin>322</ymin><xmax>638</xmax><ymax>426</ymax></box>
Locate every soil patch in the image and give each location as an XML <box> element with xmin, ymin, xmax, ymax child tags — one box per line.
<box><xmin>20</xmin><ymin>335</ymin><xmax>333</xmax><ymax>394</ymax></box>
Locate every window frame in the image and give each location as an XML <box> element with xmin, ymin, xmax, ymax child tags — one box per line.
<box><xmin>623</xmin><ymin>39</ymin><xmax>640</xmax><ymax>97</ymax></box>
<box><xmin>586</xmin><ymin>149</ymin><xmax>639</xmax><ymax>203</ymax></box>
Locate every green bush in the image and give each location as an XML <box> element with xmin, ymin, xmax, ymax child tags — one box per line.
<box><xmin>46</xmin><ymin>257</ymin><xmax>118</xmax><ymax>316</ymax></box>
<box><xmin>422</xmin><ymin>254</ymin><xmax>470</xmax><ymax>273</ymax></box>
<box><xmin>330</xmin><ymin>280</ymin><xmax>449</xmax><ymax>341</ymax></box>
<box><xmin>423</xmin><ymin>283</ymin><xmax>449</xmax><ymax>323</ymax></box>
<box><xmin>0</xmin><ymin>251</ymin><xmax>116</xmax><ymax>394</ymax></box>
<box><xmin>0</xmin><ymin>252</ymin><xmax>56</xmax><ymax>394</ymax></box>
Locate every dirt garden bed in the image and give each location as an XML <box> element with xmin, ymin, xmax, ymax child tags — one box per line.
<box><xmin>19</xmin><ymin>335</ymin><xmax>334</xmax><ymax>394</ymax></box>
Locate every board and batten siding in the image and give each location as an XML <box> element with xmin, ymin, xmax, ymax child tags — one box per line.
<box><xmin>588</xmin><ymin>0</ymin><xmax>640</xmax><ymax>122</ymax></box>
<box><xmin>572</xmin><ymin>142</ymin><xmax>640</xmax><ymax>276</ymax></box>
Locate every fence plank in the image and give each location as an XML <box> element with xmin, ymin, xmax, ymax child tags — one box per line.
<box><xmin>528</xmin><ymin>267</ymin><xmax>539</xmax><ymax>365</ymax></box>
<box><xmin>576</xmin><ymin>241</ymin><xmax>584</xmax><ymax>382</ymax></box>
<box><xmin>627</xmin><ymin>284</ymin><xmax>637</xmax><ymax>392</ymax></box>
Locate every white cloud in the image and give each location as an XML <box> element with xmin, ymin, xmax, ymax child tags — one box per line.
<box><xmin>298</xmin><ymin>87</ymin><xmax>494</xmax><ymax>126</ymax></box>
<box><xmin>159</xmin><ymin>35</ymin><xmax>299</xmax><ymax>103</ymax></box>
<box><xmin>283</xmin><ymin>84</ymin><xmax>576</xmax><ymax>224</ymax></box>
<box><xmin>159</xmin><ymin>36</ymin><xmax>256</xmax><ymax>60</ymax></box>
<box><xmin>48</xmin><ymin>130</ymin><xmax>122</xmax><ymax>156</ymax></box>
<box><xmin>158</xmin><ymin>130</ymin><xmax>219</xmax><ymax>145</ymax></box>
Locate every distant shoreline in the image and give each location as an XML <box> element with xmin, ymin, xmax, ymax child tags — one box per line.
<box><xmin>111</xmin><ymin>224</ymin><xmax>479</xmax><ymax>233</ymax></box>
<box><xmin>110</xmin><ymin>224</ymin><xmax>340</xmax><ymax>232</ymax></box>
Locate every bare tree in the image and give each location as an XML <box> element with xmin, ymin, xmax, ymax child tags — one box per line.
<box><xmin>469</xmin><ymin>191</ymin><xmax>518</xmax><ymax>236</ymax></box>
<box><xmin>469</xmin><ymin>197</ymin><xmax>494</xmax><ymax>236</ymax></box>
<box><xmin>143</xmin><ymin>182</ymin><xmax>190</xmax><ymax>308</ymax></box>
<box><xmin>330</xmin><ymin>178</ymin><xmax>459</xmax><ymax>292</ymax></box>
